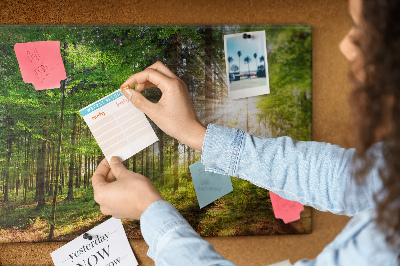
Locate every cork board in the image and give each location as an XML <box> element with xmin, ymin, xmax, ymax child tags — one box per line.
<box><xmin>0</xmin><ymin>0</ymin><xmax>352</xmax><ymax>265</ymax></box>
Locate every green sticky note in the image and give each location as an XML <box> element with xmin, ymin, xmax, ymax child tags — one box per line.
<box><xmin>189</xmin><ymin>161</ymin><xmax>233</xmax><ymax>208</ymax></box>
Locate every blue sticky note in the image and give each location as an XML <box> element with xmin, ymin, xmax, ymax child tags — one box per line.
<box><xmin>189</xmin><ymin>161</ymin><xmax>233</xmax><ymax>208</ymax></box>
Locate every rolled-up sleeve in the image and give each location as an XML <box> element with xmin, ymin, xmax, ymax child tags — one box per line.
<box><xmin>201</xmin><ymin>124</ymin><xmax>382</xmax><ymax>216</ymax></box>
<box><xmin>140</xmin><ymin>200</ymin><xmax>236</xmax><ymax>265</ymax></box>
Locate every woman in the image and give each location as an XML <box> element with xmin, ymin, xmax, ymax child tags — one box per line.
<box><xmin>91</xmin><ymin>0</ymin><xmax>400</xmax><ymax>264</ymax></box>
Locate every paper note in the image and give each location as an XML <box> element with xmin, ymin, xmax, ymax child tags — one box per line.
<box><xmin>51</xmin><ymin>218</ymin><xmax>138</xmax><ymax>266</ymax></box>
<box><xmin>79</xmin><ymin>89</ymin><xmax>158</xmax><ymax>162</ymax></box>
<box><xmin>189</xmin><ymin>161</ymin><xmax>233</xmax><ymax>208</ymax></box>
<box><xmin>269</xmin><ymin>191</ymin><xmax>304</xmax><ymax>224</ymax></box>
<box><xmin>14</xmin><ymin>41</ymin><xmax>67</xmax><ymax>90</ymax></box>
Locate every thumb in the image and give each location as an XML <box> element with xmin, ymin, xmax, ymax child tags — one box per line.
<box><xmin>122</xmin><ymin>88</ymin><xmax>155</xmax><ymax>115</ymax></box>
<box><xmin>109</xmin><ymin>156</ymin><xmax>128</xmax><ymax>178</ymax></box>
<box><xmin>92</xmin><ymin>158</ymin><xmax>111</xmax><ymax>189</ymax></box>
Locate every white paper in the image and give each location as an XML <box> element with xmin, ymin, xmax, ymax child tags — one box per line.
<box><xmin>79</xmin><ymin>89</ymin><xmax>158</xmax><ymax>162</ymax></box>
<box><xmin>267</xmin><ymin>260</ymin><xmax>293</xmax><ymax>266</ymax></box>
<box><xmin>51</xmin><ymin>218</ymin><xmax>138</xmax><ymax>266</ymax></box>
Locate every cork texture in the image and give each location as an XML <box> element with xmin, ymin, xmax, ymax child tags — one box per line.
<box><xmin>0</xmin><ymin>0</ymin><xmax>352</xmax><ymax>265</ymax></box>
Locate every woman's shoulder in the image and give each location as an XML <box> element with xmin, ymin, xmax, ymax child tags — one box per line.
<box><xmin>319</xmin><ymin>209</ymin><xmax>399</xmax><ymax>265</ymax></box>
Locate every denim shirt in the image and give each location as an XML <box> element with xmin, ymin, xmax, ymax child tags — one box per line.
<box><xmin>140</xmin><ymin>124</ymin><xmax>399</xmax><ymax>265</ymax></box>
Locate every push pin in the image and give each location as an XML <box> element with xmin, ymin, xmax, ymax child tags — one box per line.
<box><xmin>243</xmin><ymin>33</ymin><xmax>252</xmax><ymax>39</ymax></box>
<box><xmin>83</xmin><ymin>232</ymin><xmax>95</xmax><ymax>240</ymax></box>
<box><xmin>121</xmin><ymin>85</ymin><xmax>130</xmax><ymax>92</ymax></box>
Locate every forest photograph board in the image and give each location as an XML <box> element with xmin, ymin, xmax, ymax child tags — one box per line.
<box><xmin>224</xmin><ymin>30</ymin><xmax>270</xmax><ymax>99</ymax></box>
<box><xmin>0</xmin><ymin>25</ymin><xmax>312</xmax><ymax>243</ymax></box>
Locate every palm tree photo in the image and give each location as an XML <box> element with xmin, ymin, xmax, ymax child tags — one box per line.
<box><xmin>244</xmin><ymin>56</ymin><xmax>251</xmax><ymax>77</ymax></box>
<box><xmin>253</xmin><ymin>53</ymin><xmax>258</xmax><ymax>74</ymax></box>
<box><xmin>228</xmin><ymin>56</ymin><xmax>233</xmax><ymax>71</ymax></box>
<box><xmin>237</xmin><ymin>51</ymin><xmax>242</xmax><ymax>76</ymax></box>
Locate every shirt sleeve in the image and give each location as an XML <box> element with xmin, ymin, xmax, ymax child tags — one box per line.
<box><xmin>201</xmin><ymin>124</ymin><xmax>383</xmax><ymax>216</ymax></box>
<box><xmin>140</xmin><ymin>200</ymin><xmax>237</xmax><ymax>266</ymax></box>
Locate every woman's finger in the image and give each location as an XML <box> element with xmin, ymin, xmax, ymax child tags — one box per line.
<box><xmin>146</xmin><ymin>61</ymin><xmax>177</xmax><ymax>79</ymax></box>
<box><xmin>92</xmin><ymin>158</ymin><xmax>110</xmax><ymax>189</ymax></box>
<box><xmin>135</xmin><ymin>81</ymin><xmax>157</xmax><ymax>92</ymax></box>
<box><xmin>105</xmin><ymin>169</ymin><xmax>116</xmax><ymax>183</ymax></box>
<box><xmin>120</xmin><ymin>68</ymin><xmax>176</xmax><ymax>94</ymax></box>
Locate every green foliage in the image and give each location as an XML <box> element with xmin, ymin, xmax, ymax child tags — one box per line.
<box><xmin>0</xmin><ymin>25</ymin><xmax>312</xmax><ymax>242</ymax></box>
<box><xmin>256</xmin><ymin>26</ymin><xmax>312</xmax><ymax>140</ymax></box>
<box><xmin>196</xmin><ymin>177</ymin><xmax>275</xmax><ymax>236</ymax></box>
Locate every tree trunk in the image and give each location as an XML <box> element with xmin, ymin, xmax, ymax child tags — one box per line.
<box><xmin>204</xmin><ymin>26</ymin><xmax>213</xmax><ymax>126</ymax></box>
<box><xmin>49</xmin><ymin>69</ymin><xmax>67</xmax><ymax>239</ymax></box>
<box><xmin>36</xmin><ymin>88</ymin><xmax>49</xmax><ymax>208</ymax></box>
<box><xmin>187</xmin><ymin>146</ymin><xmax>192</xmax><ymax>181</ymax></box>
<box><xmin>169</xmin><ymin>144</ymin><xmax>172</xmax><ymax>175</ymax></box>
<box><xmin>23</xmin><ymin>131</ymin><xmax>30</xmax><ymax>203</ymax></box>
<box><xmin>66</xmin><ymin>110</ymin><xmax>78</xmax><ymax>201</ymax></box>
<box><xmin>1</xmin><ymin>170</ymin><xmax>4</xmax><ymax>194</ymax></box>
<box><xmin>145</xmin><ymin>146</ymin><xmax>150</xmax><ymax>178</ymax></box>
<box><xmin>83</xmin><ymin>126</ymin><xmax>89</xmax><ymax>188</ymax></box>
<box><xmin>141</xmin><ymin>150</ymin><xmax>144</xmax><ymax>175</ymax></box>
<box><xmin>158</xmin><ymin>130</ymin><xmax>164</xmax><ymax>185</ymax></box>
<box><xmin>45</xmin><ymin>141</ymin><xmax>50</xmax><ymax>194</ymax></box>
<box><xmin>16</xmin><ymin>174</ymin><xmax>21</xmax><ymax>196</ymax></box>
<box><xmin>3</xmin><ymin>119</ymin><xmax>13</xmax><ymax>202</ymax></box>
<box><xmin>173</xmin><ymin>139</ymin><xmax>179</xmax><ymax>191</ymax></box>
<box><xmin>96</xmin><ymin>154</ymin><xmax>103</xmax><ymax>166</ymax></box>
<box><xmin>48</xmin><ymin>139</ymin><xmax>55</xmax><ymax>196</ymax></box>
<box><xmin>30</xmin><ymin>146</ymin><xmax>36</xmax><ymax>191</ymax></box>
<box><xmin>61</xmin><ymin>163</ymin><xmax>65</xmax><ymax>188</ymax></box>
<box><xmin>23</xmin><ymin>177</ymin><xmax>28</xmax><ymax>203</ymax></box>
<box><xmin>0</xmin><ymin>171</ymin><xmax>2</xmax><ymax>193</ymax></box>
<box><xmin>15</xmin><ymin>138</ymin><xmax>21</xmax><ymax>197</ymax></box>
<box><xmin>90</xmin><ymin>155</ymin><xmax>95</xmax><ymax>178</ymax></box>
<box><xmin>183</xmin><ymin>144</ymin><xmax>186</xmax><ymax>174</ymax></box>
<box><xmin>84</xmin><ymin>154</ymin><xmax>88</xmax><ymax>189</ymax></box>
<box><xmin>76</xmin><ymin>150</ymin><xmax>82</xmax><ymax>188</ymax></box>
<box><xmin>131</xmin><ymin>155</ymin><xmax>136</xmax><ymax>173</ymax></box>
<box><xmin>187</xmin><ymin>146</ymin><xmax>191</xmax><ymax>164</ymax></box>
<box><xmin>75</xmin><ymin>121</ymin><xmax>82</xmax><ymax>188</ymax></box>
<box><xmin>36</xmin><ymin>130</ymin><xmax>47</xmax><ymax>209</ymax></box>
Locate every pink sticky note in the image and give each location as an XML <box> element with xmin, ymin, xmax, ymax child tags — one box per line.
<box><xmin>14</xmin><ymin>41</ymin><xmax>67</xmax><ymax>90</ymax></box>
<box><xmin>269</xmin><ymin>191</ymin><xmax>304</xmax><ymax>224</ymax></box>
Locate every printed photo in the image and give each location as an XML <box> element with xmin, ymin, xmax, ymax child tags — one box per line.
<box><xmin>224</xmin><ymin>30</ymin><xmax>270</xmax><ymax>99</ymax></box>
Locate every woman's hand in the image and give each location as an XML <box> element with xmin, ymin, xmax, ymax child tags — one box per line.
<box><xmin>92</xmin><ymin>157</ymin><xmax>164</xmax><ymax>220</ymax></box>
<box><xmin>120</xmin><ymin>61</ymin><xmax>206</xmax><ymax>151</ymax></box>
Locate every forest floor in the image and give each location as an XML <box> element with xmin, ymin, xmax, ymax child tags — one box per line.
<box><xmin>0</xmin><ymin>177</ymin><xmax>312</xmax><ymax>243</ymax></box>
<box><xmin>0</xmin><ymin>187</ymin><xmax>105</xmax><ymax>242</ymax></box>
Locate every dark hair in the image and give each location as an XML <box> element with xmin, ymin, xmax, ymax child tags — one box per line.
<box><xmin>349</xmin><ymin>0</ymin><xmax>400</xmax><ymax>255</ymax></box>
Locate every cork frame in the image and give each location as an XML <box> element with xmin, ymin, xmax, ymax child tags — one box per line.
<box><xmin>0</xmin><ymin>0</ymin><xmax>352</xmax><ymax>265</ymax></box>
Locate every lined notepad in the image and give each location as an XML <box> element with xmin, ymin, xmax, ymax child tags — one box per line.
<box><xmin>80</xmin><ymin>89</ymin><xmax>158</xmax><ymax>162</ymax></box>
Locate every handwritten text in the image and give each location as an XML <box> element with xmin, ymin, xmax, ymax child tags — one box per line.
<box><xmin>92</xmin><ymin>112</ymin><xmax>105</xmax><ymax>120</ymax></box>
<box><xmin>116</xmin><ymin>98</ymin><xmax>129</xmax><ymax>108</ymax></box>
